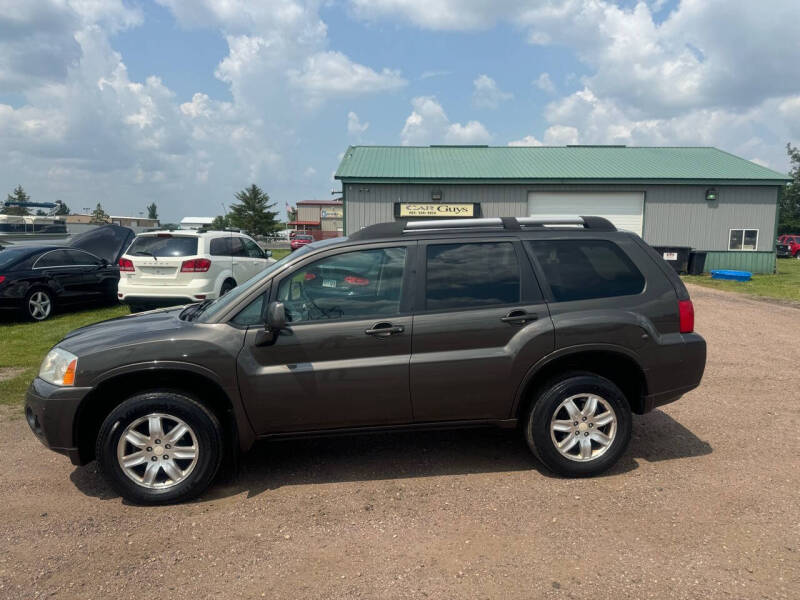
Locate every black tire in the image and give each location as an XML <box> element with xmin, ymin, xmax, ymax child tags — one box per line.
<box><xmin>23</xmin><ymin>287</ymin><xmax>54</xmax><ymax>321</ymax></box>
<box><xmin>96</xmin><ymin>391</ymin><xmax>224</xmax><ymax>505</ymax></box>
<box><xmin>128</xmin><ymin>303</ymin><xmax>147</xmax><ymax>313</ymax></box>
<box><xmin>524</xmin><ymin>372</ymin><xmax>632</xmax><ymax>477</ymax></box>
<box><xmin>219</xmin><ymin>279</ymin><xmax>237</xmax><ymax>296</ymax></box>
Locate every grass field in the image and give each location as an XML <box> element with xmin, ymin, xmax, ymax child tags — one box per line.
<box><xmin>683</xmin><ymin>258</ymin><xmax>800</xmax><ymax>303</ymax></box>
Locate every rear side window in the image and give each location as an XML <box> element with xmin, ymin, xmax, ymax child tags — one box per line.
<box><xmin>230</xmin><ymin>237</ymin><xmax>246</xmax><ymax>257</ymax></box>
<box><xmin>35</xmin><ymin>250</ymin><xmax>73</xmax><ymax>268</ymax></box>
<box><xmin>425</xmin><ymin>242</ymin><xmax>520</xmax><ymax>310</ymax></box>
<box><xmin>527</xmin><ymin>240</ymin><xmax>644</xmax><ymax>302</ymax></box>
<box><xmin>128</xmin><ymin>235</ymin><xmax>198</xmax><ymax>257</ymax></box>
<box><xmin>210</xmin><ymin>237</ymin><xmax>231</xmax><ymax>256</ymax></box>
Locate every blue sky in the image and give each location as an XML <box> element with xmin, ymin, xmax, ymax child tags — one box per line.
<box><xmin>1</xmin><ymin>0</ymin><xmax>798</xmax><ymax>222</ymax></box>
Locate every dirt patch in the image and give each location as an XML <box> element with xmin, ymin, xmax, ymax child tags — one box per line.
<box><xmin>0</xmin><ymin>287</ymin><xmax>798</xmax><ymax>599</ymax></box>
<box><xmin>0</xmin><ymin>367</ymin><xmax>26</xmax><ymax>382</ymax></box>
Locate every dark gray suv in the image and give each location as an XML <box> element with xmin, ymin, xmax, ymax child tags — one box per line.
<box><xmin>25</xmin><ymin>216</ymin><xmax>706</xmax><ymax>504</ymax></box>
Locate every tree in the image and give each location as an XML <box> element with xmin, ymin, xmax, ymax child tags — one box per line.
<box><xmin>2</xmin><ymin>185</ymin><xmax>32</xmax><ymax>216</ymax></box>
<box><xmin>53</xmin><ymin>200</ymin><xmax>70</xmax><ymax>215</ymax></box>
<box><xmin>35</xmin><ymin>209</ymin><xmax>47</xmax><ymax>216</ymax></box>
<box><xmin>228</xmin><ymin>184</ymin><xmax>280</xmax><ymax>237</ymax></box>
<box><xmin>210</xmin><ymin>214</ymin><xmax>231</xmax><ymax>230</ymax></box>
<box><xmin>146</xmin><ymin>202</ymin><xmax>158</xmax><ymax>220</ymax></box>
<box><xmin>779</xmin><ymin>143</ymin><xmax>800</xmax><ymax>235</ymax></box>
<box><xmin>90</xmin><ymin>203</ymin><xmax>110</xmax><ymax>224</ymax></box>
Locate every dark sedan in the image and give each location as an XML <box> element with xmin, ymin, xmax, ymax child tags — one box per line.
<box><xmin>0</xmin><ymin>225</ymin><xmax>134</xmax><ymax>321</ymax></box>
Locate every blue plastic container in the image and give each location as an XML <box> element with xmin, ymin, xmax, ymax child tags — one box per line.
<box><xmin>710</xmin><ymin>269</ymin><xmax>752</xmax><ymax>281</ymax></box>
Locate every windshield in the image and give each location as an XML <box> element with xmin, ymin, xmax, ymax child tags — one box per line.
<box><xmin>0</xmin><ymin>247</ymin><xmax>35</xmax><ymax>270</ymax></box>
<box><xmin>194</xmin><ymin>247</ymin><xmax>312</xmax><ymax>322</ymax></box>
<box><xmin>127</xmin><ymin>235</ymin><xmax>198</xmax><ymax>258</ymax></box>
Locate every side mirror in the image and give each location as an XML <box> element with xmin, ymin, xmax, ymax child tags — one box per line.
<box><xmin>255</xmin><ymin>301</ymin><xmax>287</xmax><ymax>346</ymax></box>
<box><xmin>264</xmin><ymin>249</ymin><xmax>272</xmax><ymax>258</ymax></box>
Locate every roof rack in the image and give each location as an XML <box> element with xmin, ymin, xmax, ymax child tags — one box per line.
<box><xmin>349</xmin><ymin>216</ymin><xmax>616</xmax><ymax>240</ymax></box>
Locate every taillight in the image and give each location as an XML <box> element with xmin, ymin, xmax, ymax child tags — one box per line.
<box><xmin>344</xmin><ymin>275</ymin><xmax>370</xmax><ymax>286</ymax></box>
<box><xmin>678</xmin><ymin>299</ymin><xmax>694</xmax><ymax>333</ymax></box>
<box><xmin>181</xmin><ymin>258</ymin><xmax>211</xmax><ymax>272</ymax></box>
<box><xmin>0</xmin><ymin>275</ymin><xmax>5</xmax><ymax>284</ymax></box>
<box><xmin>118</xmin><ymin>258</ymin><xmax>134</xmax><ymax>272</ymax></box>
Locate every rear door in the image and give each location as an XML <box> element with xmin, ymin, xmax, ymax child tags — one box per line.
<box><xmin>125</xmin><ymin>234</ymin><xmax>199</xmax><ymax>287</ymax></box>
<box><xmin>33</xmin><ymin>250</ymin><xmax>85</xmax><ymax>300</ymax></box>
<box><xmin>410</xmin><ymin>238</ymin><xmax>554</xmax><ymax>422</ymax></box>
<box><xmin>63</xmin><ymin>249</ymin><xmax>107</xmax><ymax>297</ymax></box>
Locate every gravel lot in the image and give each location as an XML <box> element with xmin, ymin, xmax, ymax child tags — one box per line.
<box><xmin>0</xmin><ymin>284</ymin><xmax>798</xmax><ymax>599</ymax></box>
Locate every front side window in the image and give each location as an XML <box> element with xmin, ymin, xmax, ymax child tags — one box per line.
<box><xmin>65</xmin><ymin>249</ymin><xmax>101</xmax><ymax>266</ymax></box>
<box><xmin>425</xmin><ymin>242</ymin><xmax>520</xmax><ymax>311</ymax></box>
<box><xmin>276</xmin><ymin>247</ymin><xmax>407</xmax><ymax>323</ymax></box>
<box><xmin>527</xmin><ymin>240</ymin><xmax>644</xmax><ymax>302</ymax></box>
<box><xmin>242</xmin><ymin>238</ymin><xmax>264</xmax><ymax>258</ymax></box>
<box><xmin>729</xmin><ymin>229</ymin><xmax>758</xmax><ymax>251</ymax></box>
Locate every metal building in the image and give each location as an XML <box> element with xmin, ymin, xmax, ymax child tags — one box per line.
<box><xmin>334</xmin><ymin>145</ymin><xmax>790</xmax><ymax>273</ymax></box>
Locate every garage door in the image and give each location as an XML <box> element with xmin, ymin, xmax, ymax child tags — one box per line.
<box><xmin>527</xmin><ymin>192</ymin><xmax>644</xmax><ymax>236</ymax></box>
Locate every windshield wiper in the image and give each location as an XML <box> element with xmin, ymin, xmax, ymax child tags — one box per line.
<box><xmin>134</xmin><ymin>250</ymin><xmax>157</xmax><ymax>261</ymax></box>
<box><xmin>185</xmin><ymin>299</ymin><xmax>215</xmax><ymax>321</ymax></box>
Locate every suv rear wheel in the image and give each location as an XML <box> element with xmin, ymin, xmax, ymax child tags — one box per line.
<box><xmin>96</xmin><ymin>391</ymin><xmax>223</xmax><ymax>504</ymax></box>
<box><xmin>524</xmin><ymin>372</ymin><xmax>632</xmax><ymax>477</ymax></box>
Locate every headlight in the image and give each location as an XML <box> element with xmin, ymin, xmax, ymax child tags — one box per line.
<box><xmin>39</xmin><ymin>347</ymin><xmax>78</xmax><ymax>386</ymax></box>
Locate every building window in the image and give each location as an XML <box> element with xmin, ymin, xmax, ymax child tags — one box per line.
<box><xmin>729</xmin><ymin>229</ymin><xmax>758</xmax><ymax>251</ymax></box>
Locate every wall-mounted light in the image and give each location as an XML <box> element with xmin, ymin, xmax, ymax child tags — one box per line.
<box><xmin>705</xmin><ymin>188</ymin><xmax>718</xmax><ymax>202</ymax></box>
<box><xmin>431</xmin><ymin>189</ymin><xmax>443</xmax><ymax>202</ymax></box>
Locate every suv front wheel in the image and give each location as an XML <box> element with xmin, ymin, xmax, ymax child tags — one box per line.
<box><xmin>96</xmin><ymin>391</ymin><xmax>223</xmax><ymax>504</ymax></box>
<box><xmin>525</xmin><ymin>372</ymin><xmax>632</xmax><ymax>477</ymax></box>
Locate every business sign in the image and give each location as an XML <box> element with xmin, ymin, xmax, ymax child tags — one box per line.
<box><xmin>395</xmin><ymin>203</ymin><xmax>480</xmax><ymax>218</ymax></box>
<box><xmin>321</xmin><ymin>208</ymin><xmax>343</xmax><ymax>219</ymax></box>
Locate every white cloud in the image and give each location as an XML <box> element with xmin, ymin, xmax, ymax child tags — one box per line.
<box><xmin>472</xmin><ymin>74</ymin><xmax>513</xmax><ymax>109</ymax></box>
<box><xmin>508</xmin><ymin>135</ymin><xmax>543</xmax><ymax>147</ymax></box>
<box><xmin>347</xmin><ymin>111</ymin><xmax>369</xmax><ymax>136</ymax></box>
<box><xmin>534</xmin><ymin>72</ymin><xmax>555</xmax><ymax>94</ymax></box>
<box><xmin>420</xmin><ymin>69</ymin><xmax>450</xmax><ymax>79</ymax></box>
<box><xmin>401</xmin><ymin>96</ymin><xmax>490</xmax><ymax>145</ymax></box>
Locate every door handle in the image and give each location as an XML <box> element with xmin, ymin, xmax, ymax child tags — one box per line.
<box><xmin>365</xmin><ymin>322</ymin><xmax>405</xmax><ymax>337</ymax></box>
<box><xmin>501</xmin><ymin>310</ymin><xmax>538</xmax><ymax>325</ymax></box>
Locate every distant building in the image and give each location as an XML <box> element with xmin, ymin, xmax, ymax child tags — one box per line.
<box><xmin>288</xmin><ymin>200</ymin><xmax>343</xmax><ymax>240</ymax></box>
<box><xmin>180</xmin><ymin>216</ymin><xmax>215</xmax><ymax>229</ymax></box>
<box><xmin>65</xmin><ymin>214</ymin><xmax>159</xmax><ymax>232</ymax></box>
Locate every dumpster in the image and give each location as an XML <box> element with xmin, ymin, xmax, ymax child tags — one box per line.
<box><xmin>653</xmin><ymin>246</ymin><xmax>691</xmax><ymax>274</ymax></box>
<box><xmin>688</xmin><ymin>251</ymin><xmax>707</xmax><ymax>275</ymax></box>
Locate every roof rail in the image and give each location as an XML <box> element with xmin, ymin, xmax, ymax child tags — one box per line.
<box><xmin>349</xmin><ymin>215</ymin><xmax>616</xmax><ymax>240</ymax></box>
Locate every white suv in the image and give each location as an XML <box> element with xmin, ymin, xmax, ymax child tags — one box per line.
<box><xmin>117</xmin><ymin>229</ymin><xmax>275</xmax><ymax>311</ymax></box>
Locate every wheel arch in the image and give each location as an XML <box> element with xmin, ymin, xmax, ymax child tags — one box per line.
<box><xmin>513</xmin><ymin>346</ymin><xmax>649</xmax><ymax>420</ymax></box>
<box><xmin>74</xmin><ymin>366</ymin><xmax>254</xmax><ymax>465</ymax></box>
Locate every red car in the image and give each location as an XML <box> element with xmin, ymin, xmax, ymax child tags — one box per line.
<box><xmin>290</xmin><ymin>233</ymin><xmax>314</xmax><ymax>251</ymax></box>
<box><xmin>776</xmin><ymin>235</ymin><xmax>800</xmax><ymax>258</ymax></box>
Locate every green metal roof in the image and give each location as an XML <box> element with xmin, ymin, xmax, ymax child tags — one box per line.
<box><xmin>335</xmin><ymin>145</ymin><xmax>790</xmax><ymax>184</ymax></box>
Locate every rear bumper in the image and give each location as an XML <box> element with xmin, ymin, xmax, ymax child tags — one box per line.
<box><xmin>118</xmin><ymin>278</ymin><xmax>218</xmax><ymax>302</ymax></box>
<box><xmin>641</xmin><ymin>332</ymin><xmax>706</xmax><ymax>413</ymax></box>
<box><xmin>25</xmin><ymin>377</ymin><xmax>92</xmax><ymax>465</ymax></box>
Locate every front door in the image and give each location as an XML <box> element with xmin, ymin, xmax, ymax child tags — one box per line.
<box><xmin>410</xmin><ymin>239</ymin><xmax>554</xmax><ymax>422</ymax></box>
<box><xmin>237</xmin><ymin>243</ymin><xmax>416</xmax><ymax>433</ymax></box>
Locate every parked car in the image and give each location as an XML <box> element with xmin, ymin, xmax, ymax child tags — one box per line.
<box><xmin>117</xmin><ymin>229</ymin><xmax>274</xmax><ymax>311</ymax></box>
<box><xmin>776</xmin><ymin>234</ymin><xmax>800</xmax><ymax>258</ymax></box>
<box><xmin>26</xmin><ymin>216</ymin><xmax>706</xmax><ymax>504</ymax></box>
<box><xmin>0</xmin><ymin>225</ymin><xmax>134</xmax><ymax>321</ymax></box>
<box><xmin>290</xmin><ymin>233</ymin><xmax>314</xmax><ymax>251</ymax></box>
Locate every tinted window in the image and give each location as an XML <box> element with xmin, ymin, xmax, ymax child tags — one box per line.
<box><xmin>127</xmin><ymin>235</ymin><xmax>198</xmax><ymax>257</ymax></box>
<box><xmin>0</xmin><ymin>248</ymin><xmax>36</xmax><ymax>270</ymax></box>
<box><xmin>527</xmin><ymin>240</ymin><xmax>644</xmax><ymax>302</ymax></box>
<box><xmin>65</xmin><ymin>249</ymin><xmax>101</xmax><ymax>265</ymax></box>
<box><xmin>425</xmin><ymin>242</ymin><xmax>520</xmax><ymax>311</ymax></box>
<box><xmin>242</xmin><ymin>238</ymin><xmax>264</xmax><ymax>258</ymax></box>
<box><xmin>35</xmin><ymin>250</ymin><xmax>72</xmax><ymax>268</ymax></box>
<box><xmin>277</xmin><ymin>247</ymin><xmax>406</xmax><ymax>323</ymax></box>
<box><xmin>210</xmin><ymin>237</ymin><xmax>231</xmax><ymax>256</ymax></box>
<box><xmin>231</xmin><ymin>293</ymin><xmax>267</xmax><ymax>326</ymax></box>
<box><xmin>230</xmin><ymin>237</ymin><xmax>246</xmax><ymax>257</ymax></box>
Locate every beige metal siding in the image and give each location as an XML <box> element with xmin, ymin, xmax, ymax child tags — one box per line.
<box><xmin>321</xmin><ymin>219</ymin><xmax>342</xmax><ymax>232</ymax></box>
<box><xmin>344</xmin><ymin>182</ymin><xmax>778</xmax><ymax>252</ymax></box>
<box><xmin>297</xmin><ymin>205</ymin><xmax>320</xmax><ymax>222</ymax></box>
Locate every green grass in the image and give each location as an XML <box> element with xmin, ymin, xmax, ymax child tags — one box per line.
<box><xmin>0</xmin><ymin>304</ymin><xmax>130</xmax><ymax>405</ymax></box>
<box><xmin>269</xmin><ymin>248</ymin><xmax>290</xmax><ymax>261</ymax></box>
<box><xmin>683</xmin><ymin>258</ymin><xmax>800</xmax><ymax>303</ymax></box>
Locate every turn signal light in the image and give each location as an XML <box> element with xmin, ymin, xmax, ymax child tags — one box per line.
<box><xmin>678</xmin><ymin>299</ymin><xmax>694</xmax><ymax>333</ymax></box>
<box><xmin>181</xmin><ymin>258</ymin><xmax>211</xmax><ymax>272</ymax></box>
<box><xmin>62</xmin><ymin>358</ymin><xmax>77</xmax><ymax>386</ymax></box>
<box><xmin>118</xmin><ymin>258</ymin><xmax>134</xmax><ymax>272</ymax></box>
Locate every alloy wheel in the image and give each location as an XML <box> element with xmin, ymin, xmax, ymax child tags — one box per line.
<box><xmin>550</xmin><ymin>393</ymin><xmax>618</xmax><ymax>462</ymax></box>
<box><xmin>28</xmin><ymin>291</ymin><xmax>52</xmax><ymax>320</ymax></box>
<box><xmin>116</xmin><ymin>413</ymin><xmax>199</xmax><ymax>489</ymax></box>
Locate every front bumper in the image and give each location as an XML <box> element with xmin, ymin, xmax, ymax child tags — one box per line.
<box><xmin>25</xmin><ymin>377</ymin><xmax>92</xmax><ymax>465</ymax></box>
